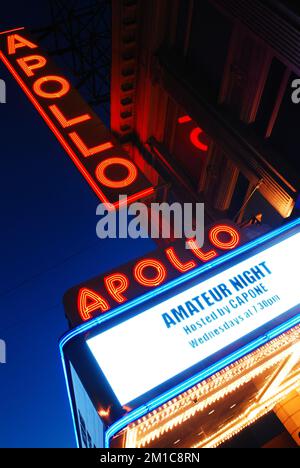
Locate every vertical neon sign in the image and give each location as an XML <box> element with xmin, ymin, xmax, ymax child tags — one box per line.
<box><xmin>0</xmin><ymin>29</ymin><xmax>154</xmax><ymax>209</ymax></box>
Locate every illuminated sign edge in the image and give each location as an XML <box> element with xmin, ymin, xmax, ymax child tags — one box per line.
<box><xmin>60</xmin><ymin>217</ymin><xmax>300</xmax><ymax>350</ymax></box>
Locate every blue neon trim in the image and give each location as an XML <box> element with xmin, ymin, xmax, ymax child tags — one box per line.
<box><xmin>104</xmin><ymin>312</ymin><xmax>300</xmax><ymax>447</ymax></box>
<box><xmin>59</xmin><ymin>217</ymin><xmax>300</xmax><ymax>447</ymax></box>
<box><xmin>60</xmin><ymin>350</ymin><xmax>80</xmax><ymax>448</ymax></box>
<box><xmin>60</xmin><ymin>217</ymin><xmax>300</xmax><ymax>351</ymax></box>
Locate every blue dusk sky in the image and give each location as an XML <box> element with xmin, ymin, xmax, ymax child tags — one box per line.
<box><xmin>0</xmin><ymin>2</ymin><xmax>155</xmax><ymax>447</ymax></box>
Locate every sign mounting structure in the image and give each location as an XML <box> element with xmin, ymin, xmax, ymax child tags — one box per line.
<box><xmin>0</xmin><ymin>29</ymin><xmax>154</xmax><ymax>209</ymax></box>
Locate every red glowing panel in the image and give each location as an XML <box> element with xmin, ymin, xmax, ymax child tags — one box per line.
<box><xmin>209</xmin><ymin>225</ymin><xmax>241</xmax><ymax>251</ymax></box>
<box><xmin>78</xmin><ymin>288</ymin><xmax>110</xmax><ymax>321</ymax></box>
<box><xmin>165</xmin><ymin>247</ymin><xmax>197</xmax><ymax>273</ymax></box>
<box><xmin>134</xmin><ymin>259</ymin><xmax>167</xmax><ymax>287</ymax></box>
<box><xmin>104</xmin><ymin>273</ymin><xmax>129</xmax><ymax>303</ymax></box>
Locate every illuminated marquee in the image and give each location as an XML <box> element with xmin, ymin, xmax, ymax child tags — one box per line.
<box><xmin>0</xmin><ymin>28</ymin><xmax>154</xmax><ymax>209</ymax></box>
<box><xmin>61</xmin><ymin>218</ymin><xmax>300</xmax><ymax>448</ymax></box>
<box><xmin>64</xmin><ymin>223</ymin><xmax>242</xmax><ymax>327</ymax></box>
<box><xmin>87</xmin><ymin>223</ymin><xmax>300</xmax><ymax>405</ymax></box>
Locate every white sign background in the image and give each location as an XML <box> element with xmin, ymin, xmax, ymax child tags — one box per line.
<box><xmin>87</xmin><ymin>232</ymin><xmax>300</xmax><ymax>405</ymax></box>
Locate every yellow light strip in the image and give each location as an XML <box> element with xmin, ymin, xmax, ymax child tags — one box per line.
<box><xmin>132</xmin><ymin>349</ymin><xmax>290</xmax><ymax>447</ymax></box>
<box><xmin>124</xmin><ymin>326</ymin><xmax>300</xmax><ymax>448</ymax></box>
<box><xmin>259</xmin><ymin>343</ymin><xmax>300</xmax><ymax>402</ymax></box>
<box><xmin>196</xmin><ymin>372</ymin><xmax>300</xmax><ymax>448</ymax></box>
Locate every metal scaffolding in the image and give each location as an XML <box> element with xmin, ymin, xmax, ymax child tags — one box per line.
<box><xmin>35</xmin><ymin>0</ymin><xmax>112</xmax><ymax>124</ymax></box>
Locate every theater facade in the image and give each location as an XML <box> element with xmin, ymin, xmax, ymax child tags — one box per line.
<box><xmin>2</xmin><ymin>0</ymin><xmax>300</xmax><ymax>448</ymax></box>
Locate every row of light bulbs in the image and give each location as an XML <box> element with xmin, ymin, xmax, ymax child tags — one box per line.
<box><xmin>125</xmin><ymin>326</ymin><xmax>300</xmax><ymax>448</ymax></box>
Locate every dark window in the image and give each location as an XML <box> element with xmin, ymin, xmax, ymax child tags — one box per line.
<box><xmin>228</xmin><ymin>172</ymin><xmax>249</xmax><ymax>220</ymax></box>
<box><xmin>175</xmin><ymin>0</ymin><xmax>190</xmax><ymax>53</ymax></box>
<box><xmin>78</xmin><ymin>410</ymin><xmax>95</xmax><ymax>448</ymax></box>
<box><xmin>269</xmin><ymin>72</ymin><xmax>300</xmax><ymax>172</ymax></box>
<box><xmin>221</xmin><ymin>413</ymin><xmax>289</xmax><ymax>448</ymax></box>
<box><xmin>79</xmin><ymin>411</ymin><xmax>88</xmax><ymax>448</ymax></box>
<box><xmin>254</xmin><ymin>58</ymin><xmax>286</xmax><ymax>137</ymax></box>
<box><xmin>268</xmin><ymin>0</ymin><xmax>300</xmax><ymax>17</ymax></box>
<box><xmin>243</xmin><ymin>190</ymin><xmax>283</xmax><ymax>227</ymax></box>
<box><xmin>87</xmin><ymin>432</ymin><xmax>92</xmax><ymax>448</ymax></box>
<box><xmin>187</xmin><ymin>1</ymin><xmax>232</xmax><ymax>97</ymax></box>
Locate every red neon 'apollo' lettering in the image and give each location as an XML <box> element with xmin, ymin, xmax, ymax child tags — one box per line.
<box><xmin>69</xmin><ymin>131</ymin><xmax>113</xmax><ymax>157</ymax></box>
<box><xmin>178</xmin><ymin>115</ymin><xmax>209</xmax><ymax>152</ymax></box>
<box><xmin>209</xmin><ymin>225</ymin><xmax>240</xmax><ymax>250</ymax></box>
<box><xmin>96</xmin><ymin>158</ymin><xmax>138</xmax><ymax>188</ymax></box>
<box><xmin>104</xmin><ymin>273</ymin><xmax>129</xmax><ymax>303</ymax></box>
<box><xmin>49</xmin><ymin>105</ymin><xmax>92</xmax><ymax>128</ymax></box>
<box><xmin>73</xmin><ymin>224</ymin><xmax>242</xmax><ymax>323</ymax></box>
<box><xmin>78</xmin><ymin>288</ymin><xmax>110</xmax><ymax>321</ymax></box>
<box><xmin>165</xmin><ymin>247</ymin><xmax>197</xmax><ymax>273</ymax></box>
<box><xmin>0</xmin><ymin>30</ymin><xmax>154</xmax><ymax>210</ymax></box>
<box><xmin>134</xmin><ymin>259</ymin><xmax>167</xmax><ymax>287</ymax></box>
<box><xmin>178</xmin><ymin>115</ymin><xmax>192</xmax><ymax>124</ymax></box>
<box><xmin>33</xmin><ymin>75</ymin><xmax>70</xmax><ymax>99</ymax></box>
<box><xmin>16</xmin><ymin>55</ymin><xmax>47</xmax><ymax>77</ymax></box>
<box><xmin>186</xmin><ymin>239</ymin><xmax>217</xmax><ymax>262</ymax></box>
<box><xmin>7</xmin><ymin>34</ymin><xmax>37</xmax><ymax>55</ymax></box>
<box><xmin>190</xmin><ymin>128</ymin><xmax>209</xmax><ymax>152</ymax></box>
